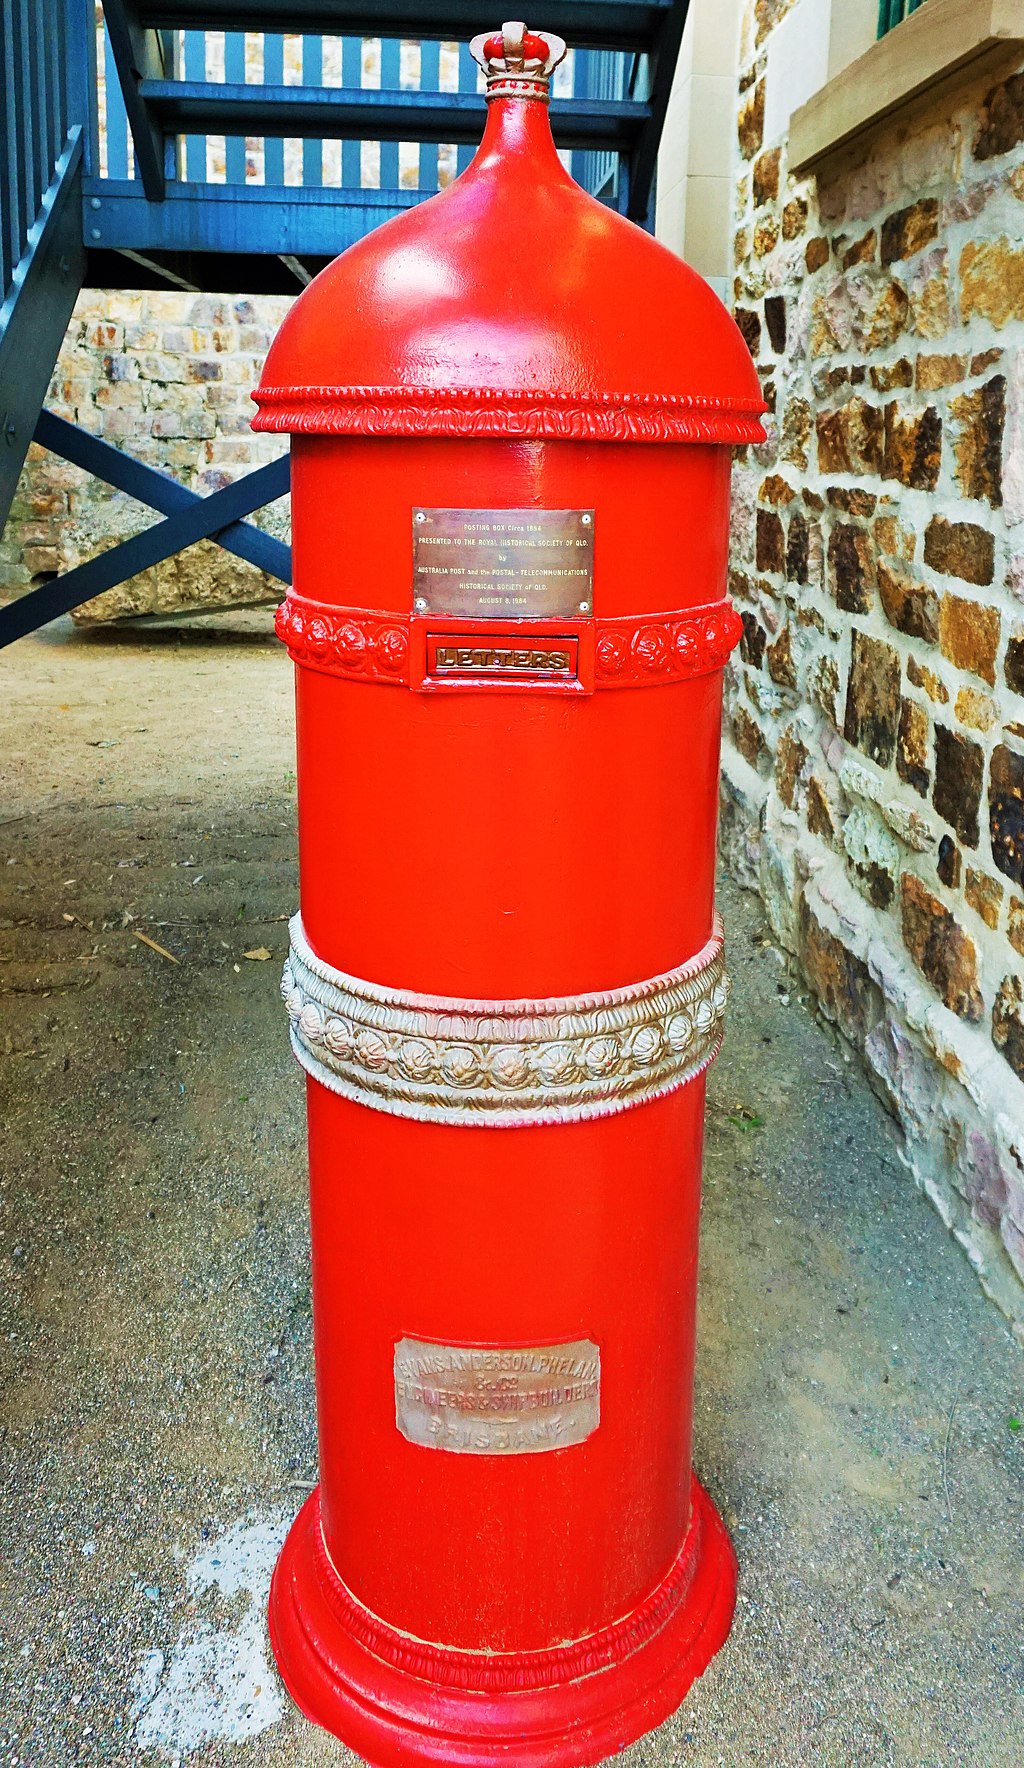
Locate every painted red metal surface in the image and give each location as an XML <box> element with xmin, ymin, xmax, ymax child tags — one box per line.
<box><xmin>254</xmin><ymin>21</ymin><xmax>764</xmax><ymax>1766</ymax></box>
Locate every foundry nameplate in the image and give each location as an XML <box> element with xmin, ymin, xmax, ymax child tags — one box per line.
<box><xmin>413</xmin><ymin>508</ymin><xmax>594</xmax><ymax>619</ymax></box>
<box><xmin>394</xmin><ymin>1336</ymin><xmax>601</xmax><ymax>1454</ymax></box>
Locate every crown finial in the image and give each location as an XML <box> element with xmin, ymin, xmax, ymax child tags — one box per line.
<box><xmin>469</xmin><ymin>22</ymin><xmax>568</xmax><ymax>101</ymax></box>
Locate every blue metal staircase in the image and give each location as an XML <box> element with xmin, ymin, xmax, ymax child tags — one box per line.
<box><xmin>0</xmin><ymin>0</ymin><xmax>690</xmax><ymax>645</ymax></box>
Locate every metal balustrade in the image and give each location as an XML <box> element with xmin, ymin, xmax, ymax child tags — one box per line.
<box><xmin>0</xmin><ymin>0</ymin><xmax>690</xmax><ymax>641</ymax></box>
<box><xmin>89</xmin><ymin>15</ymin><xmax>648</xmax><ymax>281</ymax></box>
<box><xmin>0</xmin><ymin>0</ymin><xmax>91</xmax><ymax>527</ymax></box>
<box><xmin>877</xmin><ymin>0</ymin><xmax>929</xmax><ymax>37</ymax></box>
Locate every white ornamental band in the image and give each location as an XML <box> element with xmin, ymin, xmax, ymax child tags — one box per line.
<box><xmin>282</xmin><ymin>915</ymin><xmax>730</xmax><ymax>1127</ymax></box>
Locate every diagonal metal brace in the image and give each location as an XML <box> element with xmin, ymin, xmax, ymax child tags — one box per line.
<box><xmin>34</xmin><ymin>410</ymin><xmax>291</xmax><ymax>577</ymax></box>
<box><xmin>0</xmin><ymin>416</ymin><xmax>290</xmax><ymax>649</ymax></box>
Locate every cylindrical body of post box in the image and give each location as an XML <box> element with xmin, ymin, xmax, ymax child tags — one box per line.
<box><xmin>254</xmin><ymin>25</ymin><xmax>765</xmax><ymax>1768</ymax></box>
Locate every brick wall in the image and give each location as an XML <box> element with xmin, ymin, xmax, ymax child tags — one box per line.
<box><xmin>724</xmin><ymin>0</ymin><xmax>1024</xmax><ymax>1333</ymax></box>
<box><xmin>0</xmin><ymin>289</ymin><xmax>290</xmax><ymax>620</ymax></box>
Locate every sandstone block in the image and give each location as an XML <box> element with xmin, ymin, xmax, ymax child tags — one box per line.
<box><xmin>871</xmin><ymin>359</ymin><xmax>913</xmax><ymax>392</ymax></box>
<box><xmin>907</xmin><ymin>657</ymin><xmax>950</xmax><ymax>703</ymax></box>
<box><xmin>764</xmin><ymin>295</ymin><xmax>787</xmax><ymax>353</ymax></box>
<box><xmin>955</xmin><ymin>686</ymin><xmax>999</xmax><ymax>732</ymax></box>
<box><xmin>993</xmin><ymin>976</ymin><xmax>1024</xmax><ymax>1082</ymax></box>
<box><xmin>186</xmin><ymin>296</ymin><xmax>231</xmax><ymax>325</ymax></box>
<box><xmin>102</xmin><ymin>354</ymin><xmax>136</xmax><ymax>384</ymax></box>
<box><xmin>844</xmin><ymin>632</ymin><xmax>900</xmax><ymax>766</ymax></box>
<box><xmin>897</xmin><ymin>698</ymin><xmax>931</xmax><ymax>796</ymax></box>
<box><xmin>239</xmin><ymin>326</ymin><xmax>275</xmax><ymax>352</ymax></box>
<box><xmin>933</xmin><ymin>724</ymin><xmax>984</xmax><ymax>847</ymax></box>
<box><xmin>805</xmin><ymin>237</ymin><xmax>829</xmax><ymax>273</ymax></box>
<box><xmin>839</xmin><ymin>230</ymin><xmax>874</xmax><ymax>270</ymax></box>
<box><xmin>914</xmin><ymin>355</ymin><xmax>965</xmax><ymax>393</ymax></box>
<box><xmin>908</xmin><ymin>249</ymin><xmax>949</xmax><ymax>338</ymax></box>
<box><xmin>817</xmin><ymin>398</ymin><xmax>884</xmax><ymax>474</ymax></box>
<box><xmin>874</xmin><ymin>512</ymin><xmax>915</xmax><ymax>560</ymax></box>
<box><xmin>990</xmin><ymin>745</ymin><xmax>1024</xmax><ymax>886</ymax></box>
<box><xmin>937</xmin><ymin>835</ymin><xmax>961</xmax><ymax>887</ymax></box>
<box><xmin>22</xmin><ymin>544</ymin><xmax>61</xmax><ymax>575</ymax></box>
<box><xmin>811</xmin><ymin>654</ymin><xmax>840</xmax><ymax>725</ymax></box>
<box><xmin>786</xmin><ymin>511</ymin><xmax>809</xmax><ymax>584</ymax></box>
<box><xmin>1007</xmin><ymin>633</ymin><xmax>1024</xmax><ymax>696</ymax></box>
<box><xmin>756</xmin><ymin>509</ymin><xmax>785</xmax><ymax>573</ymax></box>
<box><xmin>901</xmin><ymin>873</ymin><xmax>983</xmax><ymax>1022</ymax></box>
<box><xmin>753</xmin><ymin>146</ymin><xmax>781</xmax><ymax>206</ymax></box>
<box><xmin>754</xmin><ymin>217</ymin><xmax>780</xmax><ymax>257</ymax></box>
<box><xmin>881</xmin><ymin>199</ymin><xmax>939</xmax><ymax>266</ymax></box>
<box><xmin>938</xmin><ymin>592</ymin><xmax>1000</xmax><ymax>682</ymax></box>
<box><xmin>782</xmin><ymin>197</ymin><xmax>808</xmax><ymax>240</ymax></box>
<box><xmin>760</xmin><ymin>473</ymin><xmax>795</xmax><ymax>506</ymax></box>
<box><xmin>878</xmin><ymin>561</ymin><xmax>939</xmax><ymax>642</ymax></box>
<box><xmin>741</xmin><ymin>611</ymin><xmax>768</xmax><ymax>668</ymax></box>
<box><xmin>843</xmin><ymin>802</ymin><xmax>899</xmax><ymax>909</ymax></box>
<box><xmin>800</xmin><ymin>900</ymin><xmax>880</xmax><ymax>1043</ymax></box>
<box><xmin>975</xmin><ymin>72</ymin><xmax>1024</xmax><ymax>160</ymax></box>
<box><xmin>186</xmin><ymin>358</ymin><xmax>223</xmax><ymax>384</ymax></box>
<box><xmin>122</xmin><ymin>324</ymin><xmax>160</xmax><ymax>351</ymax></box>
<box><xmin>777</xmin><ymin>726</ymin><xmax>808</xmax><ymax>808</ymax></box>
<box><xmin>961</xmin><ymin>237</ymin><xmax>1024</xmax><ymax>328</ymax></box>
<box><xmin>738</xmin><ymin>80</ymin><xmax>765</xmax><ymax>160</ymax></box>
<box><xmin>852</xmin><ymin>277</ymin><xmax>910</xmax><ymax>351</ymax></box>
<box><xmin>925</xmin><ymin>518</ymin><xmax>996</xmax><ymax>587</ymax></box>
<box><xmin>828</xmin><ymin>523</ymin><xmax>875</xmax><ymax>613</ymax></box>
<box><xmin>93</xmin><ymin>384</ymin><xmax>146</xmax><ymax>411</ymax></box>
<box><xmin>732</xmin><ymin>703</ymin><xmax>767</xmax><ymax>767</ymax></box>
<box><xmin>806</xmin><ymin>776</ymin><xmax>836</xmax><ymax>840</ymax></box>
<box><xmin>883</xmin><ymin>404</ymin><xmax>941</xmax><ymax>490</ymax></box>
<box><xmin>952</xmin><ymin>377</ymin><xmax>1006</xmax><ymax>507</ymax></box>
<box><xmin>754</xmin><ymin>0</ymin><xmax>797</xmax><ymax>46</ymax></box>
<box><xmin>965</xmin><ymin>867</ymin><xmax>1003</xmax><ymax>929</ymax></box>
<box><xmin>827</xmin><ymin>487</ymin><xmax>877</xmax><ymax>516</ymax></box>
<box><xmin>767</xmin><ymin>624</ymin><xmax>797</xmax><ymax>688</ymax></box>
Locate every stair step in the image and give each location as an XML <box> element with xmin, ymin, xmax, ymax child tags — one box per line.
<box><xmin>135</xmin><ymin>0</ymin><xmax>670</xmax><ymax>51</ymax></box>
<box><xmin>141</xmin><ymin>82</ymin><xmax>648</xmax><ymax>147</ymax></box>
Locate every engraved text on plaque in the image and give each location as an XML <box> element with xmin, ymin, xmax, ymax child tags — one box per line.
<box><xmin>394</xmin><ymin>1337</ymin><xmax>601</xmax><ymax>1454</ymax></box>
<box><xmin>413</xmin><ymin>508</ymin><xmax>594</xmax><ymax>620</ymax></box>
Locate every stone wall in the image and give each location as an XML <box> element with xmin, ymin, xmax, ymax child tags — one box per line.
<box><xmin>0</xmin><ymin>289</ymin><xmax>290</xmax><ymax>620</ymax></box>
<box><xmin>725</xmin><ymin>0</ymin><xmax>1024</xmax><ymax>1333</ymax></box>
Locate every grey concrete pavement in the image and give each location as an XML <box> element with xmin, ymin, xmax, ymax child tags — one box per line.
<box><xmin>1</xmin><ymin>618</ymin><xmax>1021</xmax><ymax>1767</ymax></box>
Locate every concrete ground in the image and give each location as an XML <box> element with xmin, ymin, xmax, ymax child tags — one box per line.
<box><xmin>1</xmin><ymin>615</ymin><xmax>1022</xmax><ymax>1768</ymax></box>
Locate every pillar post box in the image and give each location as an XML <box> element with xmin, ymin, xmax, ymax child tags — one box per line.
<box><xmin>253</xmin><ymin>23</ymin><xmax>765</xmax><ymax>1765</ymax></box>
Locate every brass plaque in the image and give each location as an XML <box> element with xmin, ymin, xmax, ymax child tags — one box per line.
<box><xmin>413</xmin><ymin>508</ymin><xmax>594</xmax><ymax>619</ymax></box>
<box><xmin>394</xmin><ymin>1337</ymin><xmax>601</xmax><ymax>1455</ymax></box>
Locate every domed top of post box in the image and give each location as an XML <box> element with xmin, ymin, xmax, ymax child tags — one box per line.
<box><xmin>252</xmin><ymin>22</ymin><xmax>766</xmax><ymax>445</ymax></box>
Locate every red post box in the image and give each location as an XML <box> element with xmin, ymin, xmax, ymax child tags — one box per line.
<box><xmin>253</xmin><ymin>23</ymin><xmax>765</xmax><ymax>1766</ymax></box>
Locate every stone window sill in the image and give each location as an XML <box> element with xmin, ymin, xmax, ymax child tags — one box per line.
<box><xmin>790</xmin><ymin>0</ymin><xmax>1024</xmax><ymax>174</ymax></box>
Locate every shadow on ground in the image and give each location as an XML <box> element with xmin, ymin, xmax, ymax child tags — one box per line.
<box><xmin>1</xmin><ymin>620</ymin><xmax>1021</xmax><ymax>1767</ymax></box>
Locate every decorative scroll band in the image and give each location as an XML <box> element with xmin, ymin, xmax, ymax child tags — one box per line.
<box><xmin>274</xmin><ymin>595</ymin><xmax>743</xmax><ymax>690</ymax></box>
<box><xmin>251</xmin><ymin>384</ymin><xmax>767</xmax><ymax>446</ymax></box>
<box><xmin>282</xmin><ymin>915</ymin><xmax>729</xmax><ymax>1127</ymax></box>
<box><xmin>309</xmin><ymin>1477</ymin><xmax>710</xmax><ymax>1691</ymax></box>
<box><xmin>275</xmin><ymin>599</ymin><xmax>411</xmax><ymax>685</ymax></box>
<box><xmin>595</xmin><ymin>604</ymin><xmax>742</xmax><ymax>687</ymax></box>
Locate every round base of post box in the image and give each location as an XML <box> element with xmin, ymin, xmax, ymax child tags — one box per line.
<box><xmin>268</xmin><ymin>1478</ymin><xmax>737</xmax><ymax>1767</ymax></box>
